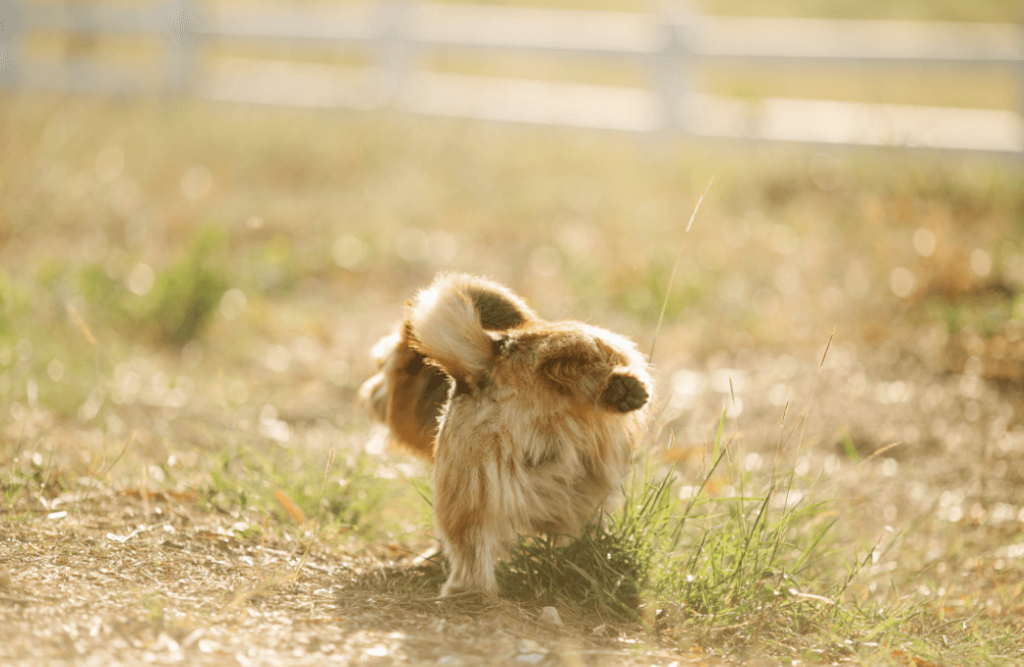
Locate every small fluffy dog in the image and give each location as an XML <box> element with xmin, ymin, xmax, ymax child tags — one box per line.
<box><xmin>361</xmin><ymin>273</ymin><xmax>652</xmax><ymax>598</ymax></box>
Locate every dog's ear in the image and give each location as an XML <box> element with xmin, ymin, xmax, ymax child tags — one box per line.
<box><xmin>539</xmin><ymin>336</ymin><xmax>613</xmax><ymax>400</ymax></box>
<box><xmin>537</xmin><ymin>329</ymin><xmax>650</xmax><ymax>411</ymax></box>
<box><xmin>539</xmin><ymin>355</ymin><xmax>588</xmax><ymax>394</ymax></box>
<box><xmin>542</xmin><ymin>355</ymin><xmax>649</xmax><ymax>411</ymax></box>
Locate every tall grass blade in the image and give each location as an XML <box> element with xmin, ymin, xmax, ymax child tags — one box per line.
<box><xmin>649</xmin><ymin>177</ymin><xmax>714</xmax><ymax>362</ymax></box>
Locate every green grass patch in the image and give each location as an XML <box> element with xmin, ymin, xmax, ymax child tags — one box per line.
<box><xmin>498</xmin><ymin>469</ymin><xmax>674</xmax><ymax>621</ymax></box>
<box><xmin>495</xmin><ymin>412</ymin><xmax>1023</xmax><ymax>663</ymax></box>
<box><xmin>77</xmin><ymin>226</ymin><xmax>230</xmax><ymax>346</ymax></box>
<box><xmin>204</xmin><ymin>445</ymin><xmax>394</xmax><ymax>538</ymax></box>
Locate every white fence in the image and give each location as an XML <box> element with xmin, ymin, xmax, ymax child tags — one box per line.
<box><xmin>1</xmin><ymin>0</ymin><xmax>1022</xmax><ymax>155</ymax></box>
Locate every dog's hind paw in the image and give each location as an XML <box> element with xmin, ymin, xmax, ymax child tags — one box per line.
<box><xmin>602</xmin><ymin>373</ymin><xmax>649</xmax><ymax>412</ymax></box>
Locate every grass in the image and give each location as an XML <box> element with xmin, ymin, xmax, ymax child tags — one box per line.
<box><xmin>493</xmin><ymin>274</ymin><xmax>1017</xmax><ymax>666</ymax></box>
<box><xmin>72</xmin><ymin>225</ymin><xmax>230</xmax><ymax>345</ymax></box>
<box><xmin>496</xmin><ymin>408</ymin><xmax>882</xmax><ymax>660</ymax></box>
<box><xmin>497</xmin><ymin>407</ymin><xmax>1022</xmax><ymax>664</ymax></box>
<box><xmin>498</xmin><ymin>466</ymin><xmax>676</xmax><ymax>621</ymax></box>
<box><xmin>1</xmin><ymin>91</ymin><xmax>1023</xmax><ymax>665</ymax></box>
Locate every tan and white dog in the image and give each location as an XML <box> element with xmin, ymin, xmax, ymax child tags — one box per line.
<box><xmin>361</xmin><ymin>273</ymin><xmax>652</xmax><ymax>598</ymax></box>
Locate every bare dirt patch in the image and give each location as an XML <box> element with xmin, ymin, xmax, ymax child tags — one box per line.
<box><xmin>0</xmin><ymin>492</ymin><xmax>724</xmax><ymax>667</ymax></box>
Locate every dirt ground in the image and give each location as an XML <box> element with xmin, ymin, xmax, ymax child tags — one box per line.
<box><xmin>2</xmin><ymin>328</ymin><xmax>1022</xmax><ymax>666</ymax></box>
<box><xmin>2</xmin><ymin>495</ymin><xmax>686</xmax><ymax>667</ymax></box>
<box><xmin>0</xmin><ymin>482</ymin><xmax>729</xmax><ymax>666</ymax></box>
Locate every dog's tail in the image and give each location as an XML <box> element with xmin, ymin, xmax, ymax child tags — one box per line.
<box><xmin>409</xmin><ymin>273</ymin><xmax>532</xmax><ymax>388</ymax></box>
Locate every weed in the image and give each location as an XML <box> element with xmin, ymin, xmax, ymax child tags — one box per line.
<box><xmin>79</xmin><ymin>226</ymin><xmax>230</xmax><ymax>346</ymax></box>
<box><xmin>148</xmin><ymin>228</ymin><xmax>230</xmax><ymax>345</ymax></box>
<box><xmin>498</xmin><ymin>502</ymin><xmax>662</xmax><ymax>621</ymax></box>
<box><xmin>205</xmin><ymin>445</ymin><xmax>394</xmax><ymax>538</ymax></box>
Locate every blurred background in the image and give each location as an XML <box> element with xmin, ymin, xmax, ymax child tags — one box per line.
<box><xmin>1</xmin><ymin>0</ymin><xmax>1022</xmax><ymax>149</ymax></box>
<box><xmin>0</xmin><ymin>0</ymin><xmax>1023</xmax><ymax>555</ymax></box>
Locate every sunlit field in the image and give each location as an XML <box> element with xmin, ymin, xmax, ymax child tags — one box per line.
<box><xmin>1</xmin><ymin>89</ymin><xmax>1022</xmax><ymax>666</ymax></box>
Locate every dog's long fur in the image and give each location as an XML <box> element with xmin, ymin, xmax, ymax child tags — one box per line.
<box><xmin>406</xmin><ymin>273</ymin><xmax>653</xmax><ymax>598</ymax></box>
<box><xmin>359</xmin><ymin>276</ymin><xmax>537</xmax><ymax>459</ymax></box>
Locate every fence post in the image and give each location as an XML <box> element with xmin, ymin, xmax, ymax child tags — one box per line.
<box><xmin>0</xmin><ymin>0</ymin><xmax>22</xmax><ymax>89</ymax></box>
<box><xmin>376</xmin><ymin>0</ymin><xmax>414</xmax><ymax>108</ymax></box>
<box><xmin>653</xmin><ymin>2</ymin><xmax>696</xmax><ymax>133</ymax></box>
<box><xmin>162</xmin><ymin>0</ymin><xmax>198</xmax><ymax>94</ymax></box>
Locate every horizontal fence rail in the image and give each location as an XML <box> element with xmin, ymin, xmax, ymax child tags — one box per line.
<box><xmin>1</xmin><ymin>0</ymin><xmax>1022</xmax><ymax>155</ymax></box>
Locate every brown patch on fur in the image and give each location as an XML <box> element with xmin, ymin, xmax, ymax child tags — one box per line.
<box><xmin>358</xmin><ymin>321</ymin><xmax>448</xmax><ymax>459</ymax></box>
<box><xmin>468</xmin><ymin>286</ymin><xmax>531</xmax><ymax>330</ymax></box>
